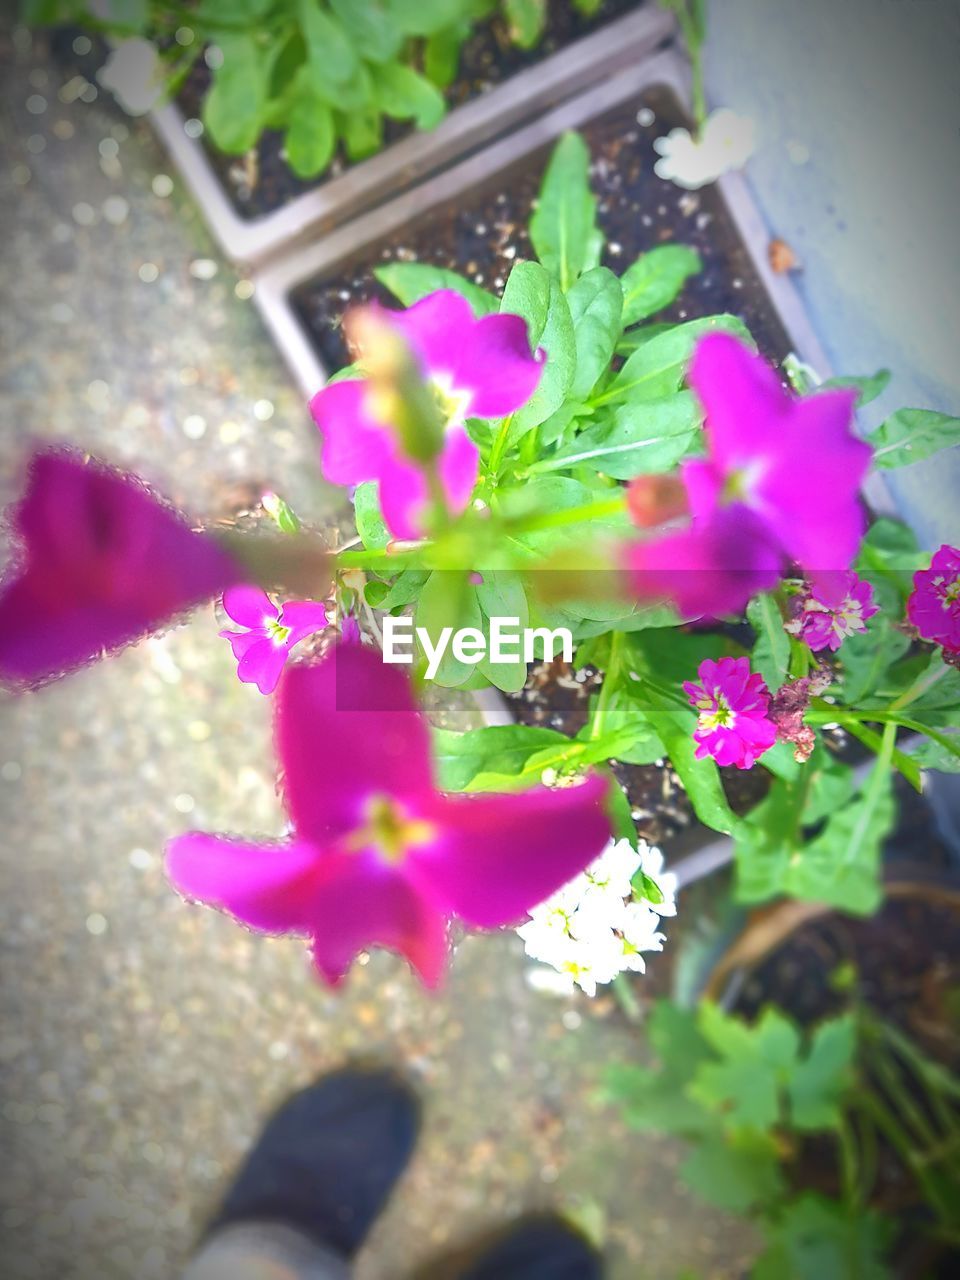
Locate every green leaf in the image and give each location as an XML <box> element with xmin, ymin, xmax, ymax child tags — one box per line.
<box><xmin>642</xmin><ymin>689</ymin><xmax>738</xmax><ymax>835</ymax></box>
<box><xmin>91</xmin><ymin>0</ymin><xmax>148</xmax><ymax>30</ymax></box>
<box><xmin>353</xmin><ymin>481</ymin><xmax>389</xmax><ymax>550</ymax></box>
<box><xmin>284</xmin><ymin>76</ymin><xmax>335</xmax><ymax>177</ymax></box>
<box><xmin>681</xmin><ymin>1132</ymin><xmax>785</xmax><ymax>1213</ymax></box>
<box><xmin>747</xmin><ymin>594</ymin><xmax>791</xmax><ymax>693</ymax></box>
<box><xmin>374</xmin><ymin>263</ymin><xmax>497</xmax><ymax>315</ymax></box>
<box><xmin>373</xmin><ymin>63</ymin><xmax>446</xmax><ymax>129</ymax></box>
<box><xmin>203</xmin><ymin>35</ymin><xmax>267</xmax><ymax>154</ymax></box>
<box><xmin>504</xmin><ymin>0</ymin><xmax>546</xmax><ymax>47</ymax></box>
<box><xmin>839</xmin><ymin>609</ymin><xmax>910</xmax><ymax>704</ymax></box>
<box><xmin>414</xmin><ymin>571</ymin><xmax>481</xmax><ymax>687</ymax></box>
<box><xmin>753</xmin><ymin>1194</ymin><xmax>893</xmax><ymax>1280</ymax></box>
<box><xmin>529</xmin><ymin>133</ymin><xmax>598</xmax><ymax>291</ymax></box>
<box><xmin>787</xmin><ymin>1016</ymin><xmax>856</xmax><ymax>1130</ymax></box>
<box><xmin>501</xmin><ymin>263</ymin><xmax>576</xmax><ymax>439</ymax></box>
<box><xmin>620</xmin><ymin>244</ymin><xmax>702</xmax><ymax>326</ymax></box>
<box><xmin>385</xmin><ymin>0</ymin><xmax>463</xmax><ymax>35</ymax></box>
<box><xmin>329</xmin><ymin>0</ymin><xmax>402</xmax><ymax>62</ymax></box>
<box><xmin>566</xmin><ymin>267</ymin><xmax>623</xmax><ymax>400</ymax></box>
<box><xmin>338</xmin><ymin>106</ymin><xmax>383</xmax><ymax>161</ymax></box>
<box><xmin>433</xmin><ymin>724</ymin><xmax>568</xmax><ymax>791</ymax></box>
<box><xmin>300</xmin><ymin>1</ymin><xmax>358</xmax><ymax>83</ymax></box>
<box><xmin>476</xmin><ymin>570</ymin><xmax>529</xmax><ymax>693</ymax></box>
<box><xmin>424</xmin><ymin>24</ymin><xmax>465</xmax><ymax>87</ymax></box>
<box><xmin>597</xmin><ymin>315</ymin><xmax>751</xmax><ymax>408</ymax></box>
<box><xmin>821</xmin><ymin>368</ymin><xmax>890</xmax><ymax>407</ymax></box>
<box><xmin>869</xmin><ymin>408</ymin><xmax>960</xmax><ymax>469</ymax></box>
<box><xmin>906</xmin><ymin>729</ymin><xmax>960</xmax><ymax>773</ymax></box>
<box><xmin>372</xmin><ymin>568</ymin><xmax>430</xmax><ymax>611</ymax></box>
<box><xmin>531</xmin><ymin>393</ymin><xmax>699</xmax><ymax>480</ymax></box>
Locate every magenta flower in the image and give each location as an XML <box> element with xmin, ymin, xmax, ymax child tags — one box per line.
<box><xmin>0</xmin><ymin>449</ymin><xmax>239</xmax><ymax>687</ymax></box>
<box><xmin>310</xmin><ymin>290</ymin><xmax>544</xmax><ymax>539</ymax></box>
<box><xmin>683</xmin><ymin>334</ymin><xmax>871</xmax><ymax>571</ymax></box>
<box><xmin>167</xmin><ymin>643</ymin><xmax>611</xmax><ymax>987</ymax></box>
<box><xmin>908</xmin><ymin>544</ymin><xmax>960</xmax><ymax>653</ymax></box>
<box><xmin>683</xmin><ymin>656</ymin><xmax>777</xmax><ymax>770</ymax></box>
<box><xmin>785</xmin><ymin>570</ymin><xmax>878</xmax><ymax>652</ymax></box>
<box><xmin>625</xmin><ymin>505</ymin><xmax>782</xmax><ymax>620</ymax></box>
<box><xmin>220</xmin><ymin>586</ymin><xmax>329</xmax><ymax>695</ymax></box>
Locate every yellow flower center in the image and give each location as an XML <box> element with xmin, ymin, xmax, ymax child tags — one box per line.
<box><xmin>696</xmin><ymin>692</ymin><xmax>736</xmax><ymax>733</ymax></box>
<box><xmin>347</xmin><ymin>795</ymin><xmax>436</xmax><ymax>864</ymax></box>
<box><xmin>265</xmin><ymin>616</ymin><xmax>291</xmax><ymax>646</ymax></box>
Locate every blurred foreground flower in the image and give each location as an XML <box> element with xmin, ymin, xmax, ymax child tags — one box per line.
<box><xmin>518</xmin><ymin>840</ymin><xmax>676</xmax><ymax>996</ymax></box>
<box><xmin>907</xmin><ymin>544</ymin><xmax>960</xmax><ymax>654</ymax></box>
<box><xmin>653</xmin><ymin>108</ymin><xmax>755</xmax><ymax>189</ymax></box>
<box><xmin>220</xmin><ymin>586</ymin><xmax>329</xmax><ymax>695</ymax></box>
<box><xmin>310</xmin><ymin>290</ymin><xmax>543</xmax><ymax>539</ymax></box>
<box><xmin>785</xmin><ymin>570</ymin><xmax>877</xmax><ymax>652</ymax></box>
<box><xmin>684</xmin><ymin>656</ymin><xmax>777</xmax><ymax>769</ymax></box>
<box><xmin>168</xmin><ymin>643</ymin><xmax>611</xmax><ymax>987</ymax></box>
<box><xmin>684</xmin><ymin>333</ymin><xmax>870</xmax><ymax>571</ymax></box>
<box><xmin>0</xmin><ymin>450</ymin><xmax>240</xmax><ymax>687</ymax></box>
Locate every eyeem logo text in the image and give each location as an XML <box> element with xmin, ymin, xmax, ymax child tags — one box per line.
<box><xmin>382</xmin><ymin>616</ymin><xmax>573</xmax><ymax>680</ymax></box>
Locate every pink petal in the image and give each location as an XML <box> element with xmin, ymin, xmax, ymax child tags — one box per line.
<box><xmin>309</xmin><ymin>379</ymin><xmax>392</xmax><ymax>488</ymax></box>
<box><xmin>276</xmin><ymin>643</ymin><xmax>434</xmax><ymax>845</ymax></box>
<box><xmin>166</xmin><ymin>833</ymin><xmax>324</xmax><ymax>934</ymax></box>
<box><xmin>279</xmin><ymin>599</ymin><xmax>330</xmax><ymax>645</ymax></box>
<box><xmin>626</xmin><ymin>505</ymin><xmax>782</xmax><ymax>620</ymax></box>
<box><xmin>437</xmin><ymin>426</ymin><xmax>480</xmax><ymax>515</ymax></box>
<box><xmin>220</xmin><ymin>628</ymin><xmax>262</xmax><ymax>663</ymax></box>
<box><xmin>306</xmin><ymin>852</ymin><xmax>450</xmax><ymax>988</ymax></box>
<box><xmin>0</xmin><ymin>450</ymin><xmax>239</xmax><ymax>687</ymax></box>
<box><xmin>237</xmin><ymin>635</ymin><xmax>288</xmax><ymax>695</ymax></box>
<box><xmin>222</xmin><ymin>584</ymin><xmax>275</xmax><ymax>630</ymax></box>
<box><xmin>372</xmin><ymin>448</ymin><xmax>430</xmax><ymax>541</ymax></box>
<box><xmin>387</xmin><ymin>289</ymin><xmax>475</xmax><ymax>381</ymax></box>
<box><xmin>413</xmin><ymin>774</ymin><xmax>611</xmax><ymax>929</ymax></box>
<box><xmin>689</xmin><ymin>332</ymin><xmax>789</xmax><ymax>468</ymax></box>
<box><xmin>449</xmin><ymin>313</ymin><xmax>544</xmax><ymax>418</ymax></box>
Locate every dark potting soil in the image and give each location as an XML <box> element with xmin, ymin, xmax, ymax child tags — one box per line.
<box><xmin>735</xmin><ymin>879</ymin><xmax>960</xmax><ymax>1072</ymax></box>
<box><xmin>293</xmin><ymin>84</ymin><xmax>793</xmax><ymax>370</ymax></box>
<box><xmin>177</xmin><ymin>0</ymin><xmax>645</xmax><ymax>221</ymax></box>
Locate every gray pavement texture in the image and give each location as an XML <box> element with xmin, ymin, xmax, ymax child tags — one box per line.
<box><xmin>0</xmin><ymin>26</ymin><xmax>755</xmax><ymax>1280</ymax></box>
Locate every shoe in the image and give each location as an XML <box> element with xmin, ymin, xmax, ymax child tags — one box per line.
<box><xmin>454</xmin><ymin>1214</ymin><xmax>604</xmax><ymax>1279</ymax></box>
<box><xmin>209</xmin><ymin>1064</ymin><xmax>420</xmax><ymax>1260</ymax></box>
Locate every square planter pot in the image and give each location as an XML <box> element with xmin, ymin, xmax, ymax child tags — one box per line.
<box><xmin>250</xmin><ymin>46</ymin><xmax>900</xmax><ymax>886</ymax></box>
<box><xmin>149</xmin><ymin>4</ymin><xmax>675</xmax><ymax>268</ymax></box>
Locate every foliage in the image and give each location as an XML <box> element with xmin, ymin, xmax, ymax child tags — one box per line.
<box><xmin>604</xmin><ymin>994</ymin><xmax>960</xmax><ymax>1277</ymax></box>
<box><xmin>24</xmin><ymin>0</ymin><xmax>606</xmax><ymax>178</ymax></box>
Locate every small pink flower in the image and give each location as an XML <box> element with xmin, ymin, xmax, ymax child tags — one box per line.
<box><xmin>220</xmin><ymin>586</ymin><xmax>329</xmax><ymax>695</ymax></box>
<box><xmin>908</xmin><ymin>544</ymin><xmax>960</xmax><ymax>653</ymax></box>
<box><xmin>625</xmin><ymin>505</ymin><xmax>782</xmax><ymax>620</ymax></box>
<box><xmin>0</xmin><ymin>449</ymin><xmax>239</xmax><ymax>687</ymax></box>
<box><xmin>785</xmin><ymin>570</ymin><xmax>878</xmax><ymax>652</ymax></box>
<box><xmin>167</xmin><ymin>643</ymin><xmax>611</xmax><ymax>988</ymax></box>
<box><xmin>310</xmin><ymin>290</ymin><xmax>544</xmax><ymax>539</ymax></box>
<box><xmin>683</xmin><ymin>656</ymin><xmax>777</xmax><ymax>770</ymax></box>
<box><xmin>683</xmin><ymin>334</ymin><xmax>871</xmax><ymax>571</ymax></box>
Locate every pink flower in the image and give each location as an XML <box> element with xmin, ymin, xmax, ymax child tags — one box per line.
<box><xmin>683</xmin><ymin>656</ymin><xmax>777</xmax><ymax>769</ymax></box>
<box><xmin>310</xmin><ymin>290</ymin><xmax>544</xmax><ymax>539</ymax></box>
<box><xmin>625</xmin><ymin>505</ymin><xmax>782</xmax><ymax>619</ymax></box>
<box><xmin>785</xmin><ymin>570</ymin><xmax>878</xmax><ymax>652</ymax></box>
<box><xmin>683</xmin><ymin>333</ymin><xmax>871</xmax><ymax>571</ymax></box>
<box><xmin>908</xmin><ymin>544</ymin><xmax>960</xmax><ymax>653</ymax></box>
<box><xmin>0</xmin><ymin>449</ymin><xmax>239</xmax><ymax>688</ymax></box>
<box><xmin>167</xmin><ymin>643</ymin><xmax>611</xmax><ymax>987</ymax></box>
<box><xmin>220</xmin><ymin>586</ymin><xmax>329</xmax><ymax>695</ymax></box>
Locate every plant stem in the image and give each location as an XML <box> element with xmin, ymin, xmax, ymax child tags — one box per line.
<box><xmin>888</xmin><ymin>660</ymin><xmax>950</xmax><ymax>715</ymax></box>
<box><xmin>591</xmin><ymin>631</ymin><xmax>623</xmax><ymax>740</ymax></box>
<box><xmin>508</xmin><ymin>494</ymin><xmax>626</xmax><ymax>535</ymax></box>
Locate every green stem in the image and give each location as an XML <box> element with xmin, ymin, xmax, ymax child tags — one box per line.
<box><xmin>507</xmin><ymin>494</ymin><xmax>626</xmax><ymax>535</ymax></box>
<box><xmin>485</xmin><ymin>414</ymin><xmax>514</xmax><ymax>482</ymax></box>
<box><xmin>612</xmin><ymin>973</ymin><xmax>643</xmax><ymax>1024</ymax></box>
<box><xmin>888</xmin><ymin>660</ymin><xmax>950</xmax><ymax>715</ymax></box>
<box><xmin>591</xmin><ymin>632</ymin><xmax>623</xmax><ymax>741</ymax></box>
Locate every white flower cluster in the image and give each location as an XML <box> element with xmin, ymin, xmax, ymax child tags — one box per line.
<box><xmin>653</xmin><ymin>108</ymin><xmax>756</xmax><ymax>190</ymax></box>
<box><xmin>517</xmin><ymin>839</ymin><xmax>677</xmax><ymax>997</ymax></box>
